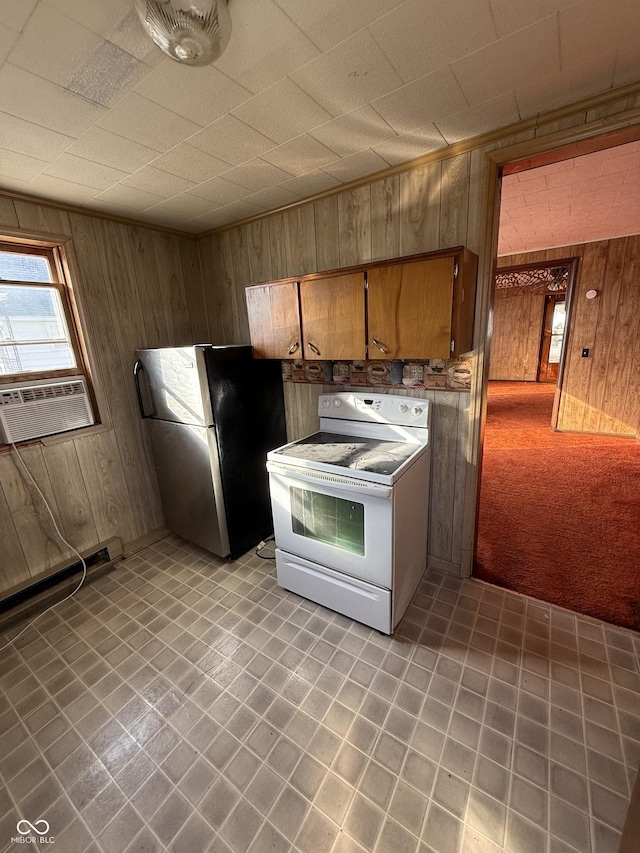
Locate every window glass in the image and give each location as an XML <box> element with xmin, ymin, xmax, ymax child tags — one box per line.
<box><xmin>0</xmin><ymin>285</ymin><xmax>77</xmax><ymax>375</ymax></box>
<box><xmin>290</xmin><ymin>487</ymin><xmax>365</xmax><ymax>555</ymax></box>
<box><xmin>0</xmin><ymin>251</ymin><xmax>53</xmax><ymax>282</ymax></box>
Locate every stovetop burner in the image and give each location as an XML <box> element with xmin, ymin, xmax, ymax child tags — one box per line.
<box><xmin>278</xmin><ymin>431</ymin><xmax>418</xmax><ymax>476</ymax></box>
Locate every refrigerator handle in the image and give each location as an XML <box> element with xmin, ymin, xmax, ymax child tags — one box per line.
<box><xmin>133</xmin><ymin>359</ymin><xmax>153</xmax><ymax>419</ymax></box>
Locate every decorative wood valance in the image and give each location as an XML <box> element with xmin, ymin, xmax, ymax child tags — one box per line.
<box><xmin>495</xmin><ymin>265</ymin><xmax>569</xmax><ymax>297</ymax></box>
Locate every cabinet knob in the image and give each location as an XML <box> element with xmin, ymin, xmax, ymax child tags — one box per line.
<box><xmin>307</xmin><ymin>342</ymin><xmax>321</xmax><ymax>356</ymax></box>
<box><xmin>287</xmin><ymin>341</ymin><xmax>299</xmax><ymax>355</ymax></box>
<box><xmin>372</xmin><ymin>338</ymin><xmax>389</xmax><ymax>354</ymax></box>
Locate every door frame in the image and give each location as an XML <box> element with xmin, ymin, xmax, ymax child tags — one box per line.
<box><xmin>489</xmin><ymin>256</ymin><xmax>580</xmax><ymax>427</ymax></box>
<box><xmin>463</xmin><ymin>117</ymin><xmax>640</xmax><ymax>578</ymax></box>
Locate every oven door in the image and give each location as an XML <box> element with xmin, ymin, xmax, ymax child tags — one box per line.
<box><xmin>267</xmin><ymin>461</ymin><xmax>393</xmax><ymax>587</ymax></box>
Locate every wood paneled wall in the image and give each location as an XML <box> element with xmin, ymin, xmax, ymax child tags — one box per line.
<box><xmin>0</xmin><ymin>196</ymin><xmax>207</xmax><ymax>596</ymax></box>
<box><xmin>489</xmin><ymin>288</ymin><xmax>545</xmax><ymax>381</ymax></box>
<box><xmin>198</xmin><ymin>156</ymin><xmax>477</xmax><ymax>575</ymax></box>
<box><xmin>1</xmin><ymin>87</ymin><xmax>638</xmax><ymax>590</ymax></box>
<box><xmin>198</xmin><ymin>88</ymin><xmax>640</xmax><ymax>576</ymax></box>
<box><xmin>498</xmin><ymin>237</ymin><xmax>640</xmax><ymax>436</ymax></box>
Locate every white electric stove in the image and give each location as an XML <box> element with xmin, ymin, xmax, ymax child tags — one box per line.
<box><xmin>266</xmin><ymin>392</ymin><xmax>431</xmax><ymax>633</ymax></box>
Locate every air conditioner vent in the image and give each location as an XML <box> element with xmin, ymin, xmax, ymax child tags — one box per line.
<box><xmin>20</xmin><ymin>381</ymin><xmax>85</xmax><ymax>403</ymax></box>
<box><xmin>0</xmin><ymin>377</ymin><xmax>94</xmax><ymax>443</ymax></box>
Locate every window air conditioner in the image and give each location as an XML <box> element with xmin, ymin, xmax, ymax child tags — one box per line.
<box><xmin>0</xmin><ymin>376</ymin><xmax>94</xmax><ymax>444</ymax></box>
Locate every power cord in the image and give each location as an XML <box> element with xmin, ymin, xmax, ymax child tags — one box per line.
<box><xmin>0</xmin><ymin>440</ymin><xmax>87</xmax><ymax>653</ymax></box>
<box><xmin>255</xmin><ymin>534</ymin><xmax>276</xmax><ymax>561</ymax></box>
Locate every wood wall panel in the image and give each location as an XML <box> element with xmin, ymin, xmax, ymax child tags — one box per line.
<box><xmin>499</xmin><ymin>236</ymin><xmax>640</xmax><ymax>436</ymax></box>
<box><xmin>0</xmin><ymin>487</ymin><xmax>26</xmax><ymax>589</ymax></box>
<box><xmin>489</xmin><ymin>290</ymin><xmax>544</xmax><ymax>381</ymax></box>
<box><xmin>338</xmin><ymin>187</ymin><xmax>371</xmax><ymax>267</ymax></box>
<box><xmin>399</xmin><ymin>162</ymin><xmax>441</xmax><ymax>255</ymax></box>
<box><xmin>246</xmin><ymin>219</ymin><xmax>272</xmax><ymax>285</ymax></box>
<box><xmin>284</xmin><ymin>206</ymin><xmax>317</xmax><ymax>275</ymax></box>
<box><xmin>0</xmin><ymin>85</ymin><xmax>635</xmax><ymax>592</ymax></box>
<box><xmin>129</xmin><ymin>226</ymin><xmax>169</xmax><ymax>347</ymax></box>
<box><xmin>371</xmin><ymin>177</ymin><xmax>400</xmax><ymax>261</ymax></box>
<box><xmin>314</xmin><ymin>196</ymin><xmax>340</xmax><ymax>272</ymax></box>
<box><xmin>440</xmin><ymin>154</ymin><xmax>470</xmax><ymax>249</ymax></box>
<box><xmin>229</xmin><ymin>226</ymin><xmax>253</xmax><ymax>344</ymax></box>
<box><xmin>198</xmin><ymin>155</ymin><xmax>476</xmax><ymax>573</ymax></box>
<box><xmin>41</xmin><ymin>442</ymin><xmax>99</xmax><ymax>553</ymax></box>
<box><xmin>267</xmin><ymin>213</ymin><xmax>288</xmax><ymax>280</ymax></box>
<box><xmin>0</xmin><ymin>448</ymin><xmax>69</xmax><ymax>572</ymax></box>
<box><xmin>0</xmin><ymin>197</ymin><xmax>19</xmax><ymax>228</ymax></box>
<box><xmin>13</xmin><ymin>199</ymin><xmax>71</xmax><ymax>236</ymax></box>
<box><xmin>0</xmin><ymin>196</ymin><xmax>205</xmax><ymax>596</ymax></box>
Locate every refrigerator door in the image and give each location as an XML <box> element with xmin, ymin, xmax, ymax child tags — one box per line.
<box><xmin>204</xmin><ymin>351</ymin><xmax>286</xmax><ymax>557</ymax></box>
<box><xmin>146</xmin><ymin>418</ymin><xmax>230</xmax><ymax>557</ymax></box>
<box><xmin>135</xmin><ymin>346</ymin><xmax>213</xmax><ymax>426</ymax></box>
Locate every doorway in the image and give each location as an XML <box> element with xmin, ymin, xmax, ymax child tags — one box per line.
<box><xmin>537</xmin><ymin>294</ymin><xmax>566</xmax><ymax>383</ymax></box>
<box><xmin>488</xmin><ymin>258</ymin><xmax>576</xmax><ymax>430</ymax></box>
<box><xmin>473</xmin><ymin>139</ymin><xmax>640</xmax><ymax>629</ymax></box>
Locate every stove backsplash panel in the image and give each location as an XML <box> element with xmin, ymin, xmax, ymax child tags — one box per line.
<box><xmin>282</xmin><ymin>358</ymin><xmax>472</xmax><ymax>392</ymax></box>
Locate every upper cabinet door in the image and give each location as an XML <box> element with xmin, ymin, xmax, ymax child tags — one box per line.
<box><xmin>300</xmin><ymin>273</ymin><xmax>365</xmax><ymax>360</ymax></box>
<box><xmin>367</xmin><ymin>257</ymin><xmax>456</xmax><ymax>359</ymax></box>
<box><xmin>246</xmin><ymin>281</ymin><xmax>301</xmax><ymax>359</ymax></box>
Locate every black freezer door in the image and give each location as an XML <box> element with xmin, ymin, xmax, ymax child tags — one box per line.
<box><xmin>203</xmin><ymin>348</ymin><xmax>286</xmax><ymax>558</ymax></box>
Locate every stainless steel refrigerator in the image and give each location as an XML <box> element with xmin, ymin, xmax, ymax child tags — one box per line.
<box><xmin>133</xmin><ymin>344</ymin><xmax>286</xmax><ymax>559</ymax></box>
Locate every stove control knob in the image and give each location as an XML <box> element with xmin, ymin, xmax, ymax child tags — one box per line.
<box><xmin>321</xmin><ymin>399</ymin><xmax>331</xmax><ymax>409</ymax></box>
<box><xmin>412</xmin><ymin>406</ymin><xmax>424</xmax><ymax>416</ymax></box>
<box><xmin>397</xmin><ymin>403</ymin><xmax>409</xmax><ymax>414</ymax></box>
<box><xmin>333</xmin><ymin>398</ymin><xmax>342</xmax><ymax>407</ymax></box>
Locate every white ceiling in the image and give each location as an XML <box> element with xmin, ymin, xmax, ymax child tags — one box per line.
<box><xmin>498</xmin><ymin>140</ymin><xmax>640</xmax><ymax>255</ymax></box>
<box><xmin>0</xmin><ymin>0</ymin><xmax>639</xmax><ymax>234</ymax></box>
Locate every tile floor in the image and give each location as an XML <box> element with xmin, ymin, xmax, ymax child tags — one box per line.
<box><xmin>0</xmin><ymin>535</ymin><xmax>638</xmax><ymax>853</ymax></box>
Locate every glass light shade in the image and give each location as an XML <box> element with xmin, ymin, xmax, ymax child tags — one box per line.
<box><xmin>134</xmin><ymin>0</ymin><xmax>232</xmax><ymax>66</ymax></box>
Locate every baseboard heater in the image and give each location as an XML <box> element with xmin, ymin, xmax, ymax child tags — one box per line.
<box><xmin>0</xmin><ymin>537</ymin><xmax>123</xmax><ymax>629</ymax></box>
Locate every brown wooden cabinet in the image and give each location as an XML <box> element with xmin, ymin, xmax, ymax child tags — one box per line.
<box><xmin>245</xmin><ymin>247</ymin><xmax>477</xmax><ymax>360</ymax></box>
<box><xmin>368</xmin><ymin>257</ymin><xmax>454</xmax><ymax>359</ymax></box>
<box><xmin>300</xmin><ymin>273</ymin><xmax>365</xmax><ymax>360</ymax></box>
<box><xmin>245</xmin><ymin>280</ymin><xmax>301</xmax><ymax>359</ymax></box>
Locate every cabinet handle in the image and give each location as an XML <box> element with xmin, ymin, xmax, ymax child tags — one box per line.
<box><xmin>288</xmin><ymin>341</ymin><xmax>299</xmax><ymax>355</ymax></box>
<box><xmin>372</xmin><ymin>338</ymin><xmax>389</xmax><ymax>354</ymax></box>
<box><xmin>307</xmin><ymin>342</ymin><xmax>321</xmax><ymax>356</ymax></box>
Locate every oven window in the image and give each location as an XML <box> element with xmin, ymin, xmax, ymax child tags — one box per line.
<box><xmin>290</xmin><ymin>487</ymin><xmax>365</xmax><ymax>555</ymax></box>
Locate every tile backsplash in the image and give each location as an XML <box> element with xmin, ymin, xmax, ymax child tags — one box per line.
<box><xmin>282</xmin><ymin>358</ymin><xmax>472</xmax><ymax>391</ymax></box>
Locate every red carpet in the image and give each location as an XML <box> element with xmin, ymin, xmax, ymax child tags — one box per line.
<box><xmin>474</xmin><ymin>382</ymin><xmax>640</xmax><ymax>629</ymax></box>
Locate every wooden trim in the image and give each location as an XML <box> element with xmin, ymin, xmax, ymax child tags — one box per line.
<box><xmin>58</xmin><ymin>238</ymin><xmax>111</xmax><ymax>430</ymax></box>
<box><xmin>244</xmin><ymin>246</ymin><xmax>468</xmax><ymax>289</ymax></box>
<box><xmin>0</xmin><ymin>84</ymin><xmax>638</xmax><ymax>245</ymax></box>
<box><xmin>487</xmin><ymin>112</ymin><xmax>640</xmax><ymax>171</ymax></box>
<box><xmin>428</xmin><ymin>555</ymin><xmax>462</xmax><ymax>575</ymax></box>
<box><xmin>464</xmin><ymin>153</ymin><xmax>502</xmax><ymax>579</ymax></box>
<box><xmin>503</xmin><ymin>124</ymin><xmax>640</xmax><ymax>175</ymax></box>
<box><xmin>0</xmin><ymin>237</ymin><xmax>102</xmax><ymax>428</ymax></box>
<box><xmin>0</xmin><ymin>188</ymin><xmax>199</xmax><ymax>240</ymax></box>
<box><xmin>123</xmin><ymin>526</ymin><xmax>169</xmax><ymax>557</ymax></box>
<box><xmin>466</xmin><ymin>112</ymin><xmax>640</xmax><ymax>578</ymax></box>
<box><xmin>201</xmin><ymin>81</ymin><xmax>640</xmax><ymax>238</ymax></box>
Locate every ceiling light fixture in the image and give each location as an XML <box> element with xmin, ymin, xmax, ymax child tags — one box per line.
<box><xmin>133</xmin><ymin>0</ymin><xmax>232</xmax><ymax>67</ymax></box>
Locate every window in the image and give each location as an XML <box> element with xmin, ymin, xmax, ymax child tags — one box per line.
<box><xmin>0</xmin><ymin>239</ymin><xmax>97</xmax><ymax>435</ymax></box>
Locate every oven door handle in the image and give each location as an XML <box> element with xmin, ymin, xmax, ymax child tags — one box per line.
<box><xmin>267</xmin><ymin>461</ymin><xmax>393</xmax><ymax>500</ymax></box>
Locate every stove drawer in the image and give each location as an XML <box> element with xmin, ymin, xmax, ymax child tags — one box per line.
<box><xmin>275</xmin><ymin>548</ymin><xmax>392</xmax><ymax>634</ymax></box>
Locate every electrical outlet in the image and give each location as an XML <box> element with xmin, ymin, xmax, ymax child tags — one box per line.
<box><xmin>582</xmin><ymin>348</ymin><xmax>589</xmax><ymax>358</ymax></box>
